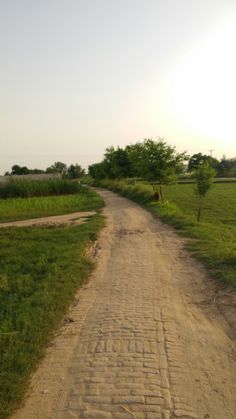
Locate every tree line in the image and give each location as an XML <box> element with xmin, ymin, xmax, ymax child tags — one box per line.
<box><xmin>89</xmin><ymin>138</ymin><xmax>186</xmax><ymax>179</ymax></box>
<box><xmin>187</xmin><ymin>153</ymin><xmax>236</xmax><ymax>177</ymax></box>
<box><xmin>4</xmin><ymin>162</ymin><xmax>85</xmax><ymax>179</ymax></box>
<box><xmin>89</xmin><ymin>138</ymin><xmax>188</xmax><ymax>200</ymax></box>
<box><xmin>89</xmin><ymin>139</ymin><xmax>236</xmax><ymax>182</ymax></box>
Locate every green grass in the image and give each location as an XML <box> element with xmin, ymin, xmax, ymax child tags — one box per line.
<box><xmin>0</xmin><ymin>189</ymin><xmax>103</xmax><ymax>222</ymax></box>
<box><xmin>160</xmin><ymin>183</ymin><xmax>236</xmax><ymax>226</ymax></box>
<box><xmin>0</xmin><ymin>188</ymin><xmax>105</xmax><ymax>417</ymax></box>
<box><xmin>0</xmin><ymin>178</ymin><xmax>82</xmax><ymax>199</ymax></box>
<box><xmin>177</xmin><ymin>177</ymin><xmax>236</xmax><ymax>184</ymax></box>
<box><xmin>98</xmin><ymin>179</ymin><xmax>236</xmax><ymax>287</ymax></box>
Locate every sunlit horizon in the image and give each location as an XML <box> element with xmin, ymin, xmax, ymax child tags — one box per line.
<box><xmin>1</xmin><ymin>1</ymin><xmax>236</xmax><ymax>174</ymax></box>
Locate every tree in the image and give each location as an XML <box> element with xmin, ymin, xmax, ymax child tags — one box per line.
<box><xmin>195</xmin><ymin>162</ymin><xmax>216</xmax><ymax>221</ymax></box>
<box><xmin>188</xmin><ymin>153</ymin><xmax>219</xmax><ymax>172</ymax></box>
<box><xmin>88</xmin><ymin>162</ymin><xmax>106</xmax><ymax>180</ymax></box>
<box><xmin>88</xmin><ymin>139</ymin><xmax>188</xmax><ymax>198</ymax></box>
<box><xmin>46</xmin><ymin>162</ymin><xmax>67</xmax><ymax>175</ymax></box>
<box><xmin>103</xmin><ymin>146</ymin><xmax>132</xmax><ymax>179</ymax></box>
<box><xmin>216</xmin><ymin>156</ymin><xmax>236</xmax><ymax>177</ymax></box>
<box><xmin>135</xmin><ymin>138</ymin><xmax>188</xmax><ymax>200</ymax></box>
<box><xmin>67</xmin><ymin>164</ymin><xmax>85</xmax><ymax>179</ymax></box>
<box><xmin>7</xmin><ymin>165</ymin><xmax>45</xmax><ymax>175</ymax></box>
<box><xmin>31</xmin><ymin>168</ymin><xmax>45</xmax><ymax>174</ymax></box>
<box><xmin>11</xmin><ymin>165</ymin><xmax>30</xmax><ymax>175</ymax></box>
<box><xmin>89</xmin><ymin>147</ymin><xmax>133</xmax><ymax>180</ymax></box>
<box><xmin>126</xmin><ymin>142</ymin><xmax>146</xmax><ymax>178</ymax></box>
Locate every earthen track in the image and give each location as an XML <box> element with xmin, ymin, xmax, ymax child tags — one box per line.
<box><xmin>14</xmin><ymin>189</ymin><xmax>236</xmax><ymax>419</ymax></box>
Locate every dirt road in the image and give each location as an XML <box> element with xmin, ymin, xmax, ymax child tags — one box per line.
<box><xmin>14</xmin><ymin>189</ymin><xmax>236</xmax><ymax>419</ymax></box>
<box><xmin>0</xmin><ymin>211</ymin><xmax>96</xmax><ymax>228</ymax></box>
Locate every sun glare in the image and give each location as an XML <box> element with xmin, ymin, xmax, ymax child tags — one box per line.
<box><xmin>168</xmin><ymin>19</ymin><xmax>236</xmax><ymax>147</ymax></box>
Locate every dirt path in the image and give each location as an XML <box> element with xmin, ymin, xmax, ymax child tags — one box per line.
<box><xmin>13</xmin><ymin>189</ymin><xmax>236</xmax><ymax>419</ymax></box>
<box><xmin>0</xmin><ymin>211</ymin><xmax>96</xmax><ymax>228</ymax></box>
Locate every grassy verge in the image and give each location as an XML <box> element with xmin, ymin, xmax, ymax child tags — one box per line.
<box><xmin>98</xmin><ymin>179</ymin><xmax>236</xmax><ymax>287</ymax></box>
<box><xmin>0</xmin><ymin>189</ymin><xmax>103</xmax><ymax>222</ymax></box>
<box><xmin>0</xmin><ymin>216</ymin><xmax>105</xmax><ymax>418</ymax></box>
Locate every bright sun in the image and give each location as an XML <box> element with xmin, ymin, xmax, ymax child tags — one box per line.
<box><xmin>168</xmin><ymin>18</ymin><xmax>236</xmax><ymax>147</ymax></box>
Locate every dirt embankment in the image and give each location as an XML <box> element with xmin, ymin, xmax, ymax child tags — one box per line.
<box><xmin>13</xmin><ymin>189</ymin><xmax>236</xmax><ymax>419</ymax></box>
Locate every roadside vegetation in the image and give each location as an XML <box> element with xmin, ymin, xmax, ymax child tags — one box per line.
<box><xmin>0</xmin><ymin>188</ymin><xmax>104</xmax><ymax>418</ymax></box>
<box><xmin>98</xmin><ymin>179</ymin><xmax>236</xmax><ymax>287</ymax></box>
<box><xmin>88</xmin><ymin>138</ymin><xmax>236</xmax><ymax>287</ymax></box>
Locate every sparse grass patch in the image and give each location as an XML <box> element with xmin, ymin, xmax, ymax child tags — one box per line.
<box><xmin>99</xmin><ymin>179</ymin><xmax>236</xmax><ymax>286</ymax></box>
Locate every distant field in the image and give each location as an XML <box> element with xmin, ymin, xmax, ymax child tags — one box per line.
<box><xmin>99</xmin><ymin>179</ymin><xmax>236</xmax><ymax>286</ymax></box>
<box><xmin>0</xmin><ymin>190</ymin><xmax>103</xmax><ymax>222</ymax></box>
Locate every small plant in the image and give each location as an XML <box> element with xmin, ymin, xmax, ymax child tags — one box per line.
<box><xmin>195</xmin><ymin>162</ymin><xmax>216</xmax><ymax>221</ymax></box>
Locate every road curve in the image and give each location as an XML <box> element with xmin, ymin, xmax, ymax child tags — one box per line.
<box><xmin>14</xmin><ymin>189</ymin><xmax>236</xmax><ymax>419</ymax></box>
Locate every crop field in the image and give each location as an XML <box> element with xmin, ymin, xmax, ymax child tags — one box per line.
<box><xmin>0</xmin><ymin>178</ymin><xmax>81</xmax><ymax>199</ymax></box>
<box><xmin>0</xmin><ymin>189</ymin><xmax>104</xmax><ymax>417</ymax></box>
<box><xmin>99</xmin><ymin>179</ymin><xmax>236</xmax><ymax>286</ymax></box>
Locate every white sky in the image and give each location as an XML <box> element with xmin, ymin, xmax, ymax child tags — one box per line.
<box><xmin>1</xmin><ymin>0</ymin><xmax>236</xmax><ymax>173</ymax></box>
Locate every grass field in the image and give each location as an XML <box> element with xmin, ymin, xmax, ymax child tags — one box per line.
<box><xmin>159</xmin><ymin>182</ymin><xmax>236</xmax><ymax>226</ymax></box>
<box><xmin>0</xmin><ymin>189</ymin><xmax>103</xmax><ymax>222</ymax></box>
<box><xmin>0</xmin><ymin>190</ymin><xmax>104</xmax><ymax>418</ymax></box>
<box><xmin>99</xmin><ymin>179</ymin><xmax>236</xmax><ymax>286</ymax></box>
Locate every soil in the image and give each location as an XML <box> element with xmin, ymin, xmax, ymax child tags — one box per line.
<box><xmin>13</xmin><ymin>189</ymin><xmax>236</xmax><ymax>419</ymax></box>
<box><xmin>0</xmin><ymin>211</ymin><xmax>96</xmax><ymax>228</ymax></box>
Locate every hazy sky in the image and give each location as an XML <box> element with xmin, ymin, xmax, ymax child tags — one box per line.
<box><xmin>1</xmin><ymin>0</ymin><xmax>236</xmax><ymax>173</ymax></box>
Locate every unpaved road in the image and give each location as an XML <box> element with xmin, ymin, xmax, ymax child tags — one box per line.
<box><xmin>14</xmin><ymin>189</ymin><xmax>236</xmax><ymax>419</ymax></box>
<box><xmin>0</xmin><ymin>211</ymin><xmax>96</xmax><ymax>228</ymax></box>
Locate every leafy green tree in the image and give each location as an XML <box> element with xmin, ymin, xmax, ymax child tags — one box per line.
<box><xmin>46</xmin><ymin>162</ymin><xmax>67</xmax><ymax>175</ymax></box>
<box><xmin>88</xmin><ymin>162</ymin><xmax>106</xmax><ymax>180</ymax></box>
<box><xmin>31</xmin><ymin>168</ymin><xmax>45</xmax><ymax>174</ymax></box>
<box><xmin>217</xmin><ymin>156</ymin><xmax>236</xmax><ymax>177</ymax></box>
<box><xmin>195</xmin><ymin>162</ymin><xmax>216</xmax><ymax>221</ymax></box>
<box><xmin>88</xmin><ymin>139</ymin><xmax>187</xmax><ymax>198</ymax></box>
<box><xmin>188</xmin><ymin>153</ymin><xmax>219</xmax><ymax>172</ymax></box>
<box><xmin>103</xmin><ymin>146</ymin><xmax>132</xmax><ymax>179</ymax></box>
<box><xmin>126</xmin><ymin>142</ymin><xmax>146</xmax><ymax>178</ymax></box>
<box><xmin>136</xmin><ymin>138</ymin><xmax>188</xmax><ymax>200</ymax></box>
<box><xmin>7</xmin><ymin>166</ymin><xmax>45</xmax><ymax>175</ymax></box>
<box><xmin>11</xmin><ymin>165</ymin><xmax>30</xmax><ymax>175</ymax></box>
<box><xmin>67</xmin><ymin>164</ymin><xmax>85</xmax><ymax>179</ymax></box>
